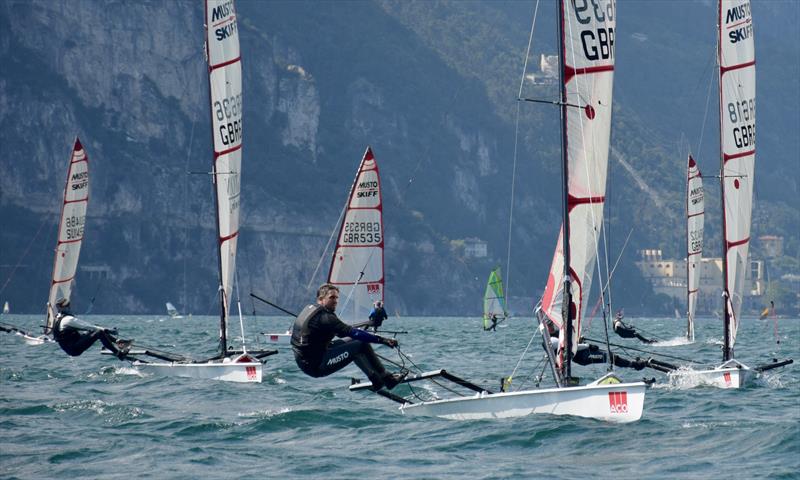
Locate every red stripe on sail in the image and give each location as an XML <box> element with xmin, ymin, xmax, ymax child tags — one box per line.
<box><xmin>210</xmin><ymin>56</ymin><xmax>241</xmax><ymax>71</ymax></box>
<box><xmin>564</xmin><ymin>64</ymin><xmax>614</xmax><ymax>85</ymax></box>
<box><xmin>688</xmin><ymin>211</ymin><xmax>704</xmax><ymax>218</ymax></box>
<box><xmin>220</xmin><ymin>230</ymin><xmax>239</xmax><ymax>243</ymax></box>
<box><xmin>567</xmin><ymin>194</ymin><xmax>605</xmax><ymax>213</ymax></box>
<box><xmin>723</xmin><ymin>149</ymin><xmax>754</xmax><ymax>163</ymax></box>
<box><xmin>727</xmin><ymin>237</ymin><xmax>749</xmax><ymax>249</ymax></box>
<box><xmin>215</xmin><ymin>144</ymin><xmax>242</xmax><ymax>158</ymax></box>
<box><xmin>57</xmin><ymin>238</ymin><xmax>83</xmax><ymax>245</ymax></box>
<box><xmin>688</xmin><ymin>251</ymin><xmax>702</xmax><ymax>257</ymax></box>
<box><xmin>720</xmin><ymin>60</ymin><xmax>755</xmax><ymax>75</ymax></box>
<box><xmin>52</xmin><ymin>275</ymin><xmax>76</xmax><ymax>285</ymax></box>
<box><xmin>688</xmin><ymin>288</ymin><xmax>699</xmax><ymax>294</ymax></box>
<box><xmin>64</xmin><ymin>198</ymin><xmax>88</xmax><ymax>205</ymax></box>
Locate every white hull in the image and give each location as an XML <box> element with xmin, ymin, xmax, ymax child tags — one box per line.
<box><xmin>668</xmin><ymin>359</ymin><xmax>754</xmax><ymax>389</ymax></box>
<box><xmin>400</xmin><ymin>376</ymin><xmax>646</xmax><ymax>423</ymax></box>
<box><xmin>262</xmin><ymin>332</ymin><xmax>291</xmax><ymax>345</ymax></box>
<box><xmin>22</xmin><ymin>334</ymin><xmax>51</xmax><ymax>346</ymax></box>
<box><xmin>134</xmin><ymin>353</ymin><xmax>262</xmax><ymax>383</ymax></box>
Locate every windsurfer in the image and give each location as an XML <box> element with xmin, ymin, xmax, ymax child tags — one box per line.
<box><xmin>613</xmin><ymin>310</ymin><xmax>655</xmax><ymax>344</ymax></box>
<box><xmin>52</xmin><ymin>300</ymin><xmax>130</xmax><ymax>358</ymax></box>
<box><xmin>486</xmin><ymin>313</ymin><xmax>498</xmax><ymax>332</ymax></box>
<box><xmin>367</xmin><ymin>300</ymin><xmax>388</xmax><ymax>332</ymax></box>
<box><xmin>292</xmin><ymin>284</ymin><xmax>406</xmax><ymax>391</ymax></box>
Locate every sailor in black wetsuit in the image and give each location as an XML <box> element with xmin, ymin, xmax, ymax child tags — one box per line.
<box><xmin>292</xmin><ymin>284</ymin><xmax>405</xmax><ymax>391</ymax></box>
<box><xmin>612</xmin><ymin>310</ymin><xmax>655</xmax><ymax>344</ymax></box>
<box><xmin>51</xmin><ymin>300</ymin><xmax>130</xmax><ymax>358</ymax></box>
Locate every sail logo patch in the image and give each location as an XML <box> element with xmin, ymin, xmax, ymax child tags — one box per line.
<box><xmin>608</xmin><ymin>391</ymin><xmax>628</xmax><ymax>414</ymax></box>
<box><xmin>246</xmin><ymin>366</ymin><xmax>257</xmax><ymax>380</ymax></box>
<box><xmin>723</xmin><ymin>372</ymin><xmax>732</xmax><ymax>386</ymax></box>
<box><xmin>367</xmin><ymin>284</ymin><xmax>381</xmax><ymax>294</ymax></box>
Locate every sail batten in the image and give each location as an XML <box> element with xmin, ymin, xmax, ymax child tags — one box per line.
<box><xmin>46</xmin><ymin>138</ymin><xmax>89</xmax><ymax>332</ymax></box>
<box><xmin>718</xmin><ymin>0</ymin><xmax>755</xmax><ymax>359</ymax></box>
<box><xmin>327</xmin><ymin>147</ymin><xmax>385</xmax><ymax>323</ymax></box>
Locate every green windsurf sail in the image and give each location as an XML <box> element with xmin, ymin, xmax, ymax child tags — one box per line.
<box><xmin>483</xmin><ymin>268</ymin><xmax>507</xmax><ymax>330</ymax></box>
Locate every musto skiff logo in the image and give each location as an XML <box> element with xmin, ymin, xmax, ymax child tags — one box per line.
<box><xmin>246</xmin><ymin>366</ymin><xmax>257</xmax><ymax>380</ymax></box>
<box><xmin>723</xmin><ymin>372</ymin><xmax>732</xmax><ymax>386</ymax></box>
<box><xmin>608</xmin><ymin>391</ymin><xmax>629</xmax><ymax>414</ymax></box>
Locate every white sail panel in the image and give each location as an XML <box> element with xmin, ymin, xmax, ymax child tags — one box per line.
<box><xmin>206</xmin><ymin>0</ymin><xmax>243</xmax><ymax>319</ymax></box>
<box><xmin>719</xmin><ymin>0</ymin><xmax>755</xmax><ymax>351</ymax></box>
<box><xmin>47</xmin><ymin>139</ymin><xmax>89</xmax><ymax>331</ymax></box>
<box><xmin>686</xmin><ymin>155</ymin><xmax>704</xmax><ymax>340</ymax></box>
<box><xmin>328</xmin><ymin>147</ymin><xmax>384</xmax><ymax>323</ymax></box>
<box><xmin>541</xmin><ymin>0</ymin><xmax>615</xmax><ymax>359</ymax></box>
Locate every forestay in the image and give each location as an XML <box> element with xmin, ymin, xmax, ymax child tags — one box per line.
<box><xmin>328</xmin><ymin>147</ymin><xmax>385</xmax><ymax>323</ymax></box>
<box><xmin>483</xmin><ymin>267</ymin><xmax>507</xmax><ymax>328</ymax></box>
<box><xmin>540</xmin><ymin>0</ymin><xmax>615</xmax><ymax>365</ymax></box>
<box><xmin>206</xmin><ymin>0</ymin><xmax>243</xmax><ymax>345</ymax></box>
<box><xmin>719</xmin><ymin>0</ymin><xmax>754</xmax><ymax>357</ymax></box>
<box><xmin>686</xmin><ymin>155</ymin><xmax>704</xmax><ymax>341</ymax></box>
<box><xmin>46</xmin><ymin>138</ymin><xmax>89</xmax><ymax>333</ymax></box>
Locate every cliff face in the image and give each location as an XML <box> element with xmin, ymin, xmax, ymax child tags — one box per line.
<box><xmin>0</xmin><ymin>0</ymin><xmax>797</xmax><ymax>316</ymax></box>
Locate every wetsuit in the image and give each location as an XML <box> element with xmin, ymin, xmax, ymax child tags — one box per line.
<box><xmin>53</xmin><ymin>314</ymin><xmax>127</xmax><ymax>358</ymax></box>
<box><xmin>613</xmin><ymin>319</ymin><xmax>655</xmax><ymax>344</ymax></box>
<box><xmin>368</xmin><ymin>306</ymin><xmax>388</xmax><ymax>331</ymax></box>
<box><xmin>292</xmin><ymin>304</ymin><xmax>398</xmax><ymax>390</ymax></box>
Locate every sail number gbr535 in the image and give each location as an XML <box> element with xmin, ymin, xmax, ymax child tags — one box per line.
<box><xmin>341</xmin><ymin>221</ymin><xmax>381</xmax><ymax>245</ymax></box>
<box><xmin>572</xmin><ymin>0</ymin><xmax>614</xmax><ymax>62</ymax></box>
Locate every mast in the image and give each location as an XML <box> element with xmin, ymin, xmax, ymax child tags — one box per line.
<box><xmin>205</xmin><ymin>0</ymin><xmax>244</xmax><ymax>354</ymax></box>
<box><xmin>557</xmin><ymin>0</ymin><xmax>573</xmax><ymax>380</ymax></box>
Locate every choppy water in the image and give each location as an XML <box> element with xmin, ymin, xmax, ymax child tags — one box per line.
<box><xmin>1</xmin><ymin>314</ymin><xmax>798</xmax><ymax>479</ymax></box>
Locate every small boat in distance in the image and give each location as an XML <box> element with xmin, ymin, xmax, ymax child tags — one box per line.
<box><xmin>166</xmin><ymin>302</ymin><xmax>183</xmax><ymax>319</ymax></box>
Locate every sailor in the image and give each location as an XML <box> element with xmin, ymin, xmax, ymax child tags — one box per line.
<box><xmin>51</xmin><ymin>299</ymin><xmax>130</xmax><ymax>358</ymax></box>
<box><xmin>292</xmin><ymin>284</ymin><xmax>405</xmax><ymax>391</ymax></box>
<box><xmin>486</xmin><ymin>313</ymin><xmax>498</xmax><ymax>332</ymax></box>
<box><xmin>367</xmin><ymin>300</ymin><xmax>388</xmax><ymax>332</ymax></box>
<box><xmin>612</xmin><ymin>310</ymin><xmax>655</xmax><ymax>344</ymax></box>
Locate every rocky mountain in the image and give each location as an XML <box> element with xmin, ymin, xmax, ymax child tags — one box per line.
<box><xmin>0</xmin><ymin>0</ymin><xmax>797</xmax><ymax>316</ymax></box>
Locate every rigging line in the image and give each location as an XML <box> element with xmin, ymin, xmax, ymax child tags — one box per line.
<box><xmin>182</xmin><ymin>115</ymin><xmax>196</xmax><ymax>315</ymax></box>
<box><xmin>517</xmin><ymin>0</ymin><xmax>541</xmax><ymax>99</ymax></box>
<box><xmin>0</xmin><ymin>212</ymin><xmax>53</xmax><ymax>296</ymax></box>
<box><xmin>304</xmin><ymin>198</ymin><xmax>347</xmax><ymax>293</ymax></box>
<box><xmin>696</xmin><ymin>55</ymin><xmax>716</xmax><ymax>157</ymax></box>
<box><xmin>506</xmin><ymin>327</ymin><xmax>541</xmax><ymax>387</ymax></box>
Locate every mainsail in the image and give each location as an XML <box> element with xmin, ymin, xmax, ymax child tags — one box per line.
<box><xmin>686</xmin><ymin>155</ymin><xmax>704</xmax><ymax>341</ymax></box>
<box><xmin>328</xmin><ymin>147</ymin><xmax>385</xmax><ymax>323</ymax></box>
<box><xmin>719</xmin><ymin>0</ymin><xmax>755</xmax><ymax>360</ymax></box>
<box><xmin>45</xmin><ymin>138</ymin><xmax>89</xmax><ymax>333</ymax></box>
<box><xmin>539</xmin><ymin>0</ymin><xmax>615</xmax><ymax>373</ymax></box>
<box><xmin>206</xmin><ymin>0</ymin><xmax>243</xmax><ymax>352</ymax></box>
<box><xmin>483</xmin><ymin>267</ymin><xmax>507</xmax><ymax>329</ymax></box>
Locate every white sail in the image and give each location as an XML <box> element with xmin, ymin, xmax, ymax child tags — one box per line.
<box><xmin>719</xmin><ymin>0</ymin><xmax>755</xmax><ymax>355</ymax></box>
<box><xmin>206</xmin><ymin>0</ymin><xmax>243</xmax><ymax>346</ymax></box>
<box><xmin>540</xmin><ymin>0</ymin><xmax>615</xmax><ymax>365</ymax></box>
<box><xmin>46</xmin><ymin>138</ymin><xmax>89</xmax><ymax>333</ymax></box>
<box><xmin>328</xmin><ymin>147</ymin><xmax>384</xmax><ymax>323</ymax></box>
<box><xmin>166</xmin><ymin>302</ymin><xmax>182</xmax><ymax>319</ymax></box>
<box><xmin>686</xmin><ymin>155</ymin><xmax>704</xmax><ymax>341</ymax></box>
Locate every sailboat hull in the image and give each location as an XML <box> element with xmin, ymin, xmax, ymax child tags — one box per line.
<box><xmin>400</xmin><ymin>380</ymin><xmax>646</xmax><ymax>423</ymax></box>
<box><xmin>668</xmin><ymin>361</ymin><xmax>754</xmax><ymax>389</ymax></box>
<box><xmin>134</xmin><ymin>354</ymin><xmax>263</xmax><ymax>383</ymax></box>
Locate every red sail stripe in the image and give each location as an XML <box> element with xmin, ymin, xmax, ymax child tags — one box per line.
<box><xmin>726</xmin><ymin>237</ymin><xmax>750</xmax><ymax>249</ymax></box>
<box><xmin>723</xmin><ymin>149</ymin><xmax>754</xmax><ymax>163</ymax></box>
<box><xmin>209</xmin><ymin>56</ymin><xmax>241</xmax><ymax>71</ymax></box>
<box><xmin>563</xmin><ymin>64</ymin><xmax>614</xmax><ymax>85</ymax></box>
<box><xmin>720</xmin><ymin>59</ymin><xmax>755</xmax><ymax>75</ymax></box>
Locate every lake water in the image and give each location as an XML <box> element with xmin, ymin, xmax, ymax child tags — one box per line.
<box><xmin>1</xmin><ymin>314</ymin><xmax>798</xmax><ymax>479</ymax></box>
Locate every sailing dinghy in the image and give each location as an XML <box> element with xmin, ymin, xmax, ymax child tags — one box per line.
<box><xmin>165</xmin><ymin>302</ymin><xmax>183</xmax><ymax>319</ymax></box>
<box><xmin>685</xmin><ymin>155</ymin><xmax>704</xmax><ymax>342</ymax></box>
<box><xmin>663</xmin><ymin>0</ymin><xmax>791</xmax><ymax>388</ymax></box>
<box><xmin>129</xmin><ymin>0</ymin><xmax>276</xmax><ymax>382</ymax></box>
<box><xmin>39</xmin><ymin>138</ymin><xmax>92</xmax><ymax>346</ymax></box>
<box><xmin>352</xmin><ymin>0</ymin><xmax>645</xmax><ymax>422</ymax></box>
<box><xmin>482</xmin><ymin>267</ymin><xmax>507</xmax><ymax>330</ymax></box>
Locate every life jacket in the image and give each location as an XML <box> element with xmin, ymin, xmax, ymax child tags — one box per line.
<box><xmin>291</xmin><ymin>304</ymin><xmax>324</xmax><ymax>348</ymax></box>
